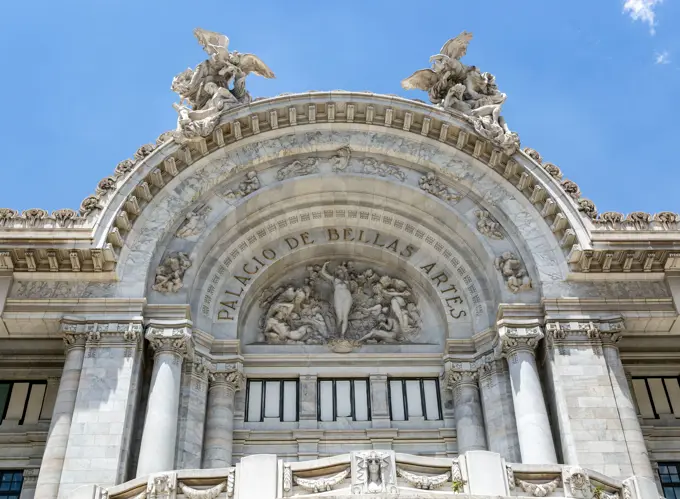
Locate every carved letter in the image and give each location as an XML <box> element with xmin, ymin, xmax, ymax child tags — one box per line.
<box><xmin>235</xmin><ymin>275</ymin><xmax>251</xmax><ymax>286</ymax></box>
<box><xmin>262</xmin><ymin>248</ymin><xmax>276</xmax><ymax>260</ymax></box>
<box><xmin>224</xmin><ymin>288</ymin><xmax>244</xmax><ymax>298</ymax></box>
<box><xmin>441</xmin><ymin>284</ymin><xmax>459</xmax><ymax>294</ymax></box>
<box><xmin>420</xmin><ymin>262</ymin><xmax>436</xmax><ymax>274</ymax></box>
<box><xmin>300</xmin><ymin>232</ymin><xmax>314</xmax><ymax>245</ymax></box>
<box><xmin>357</xmin><ymin>230</ymin><xmax>368</xmax><ymax>243</ymax></box>
<box><xmin>432</xmin><ymin>272</ymin><xmax>448</xmax><ymax>286</ymax></box>
<box><xmin>445</xmin><ymin>296</ymin><xmax>463</xmax><ymax>306</ymax></box>
<box><xmin>450</xmin><ymin>309</ymin><xmax>467</xmax><ymax>319</ymax></box>
<box><xmin>343</xmin><ymin>228</ymin><xmax>354</xmax><ymax>241</ymax></box>
<box><xmin>327</xmin><ymin>228</ymin><xmax>340</xmax><ymax>241</ymax></box>
<box><xmin>253</xmin><ymin>256</ymin><xmax>266</xmax><ymax>267</ymax></box>
<box><xmin>285</xmin><ymin>237</ymin><xmax>299</xmax><ymax>250</ymax></box>
<box><xmin>220</xmin><ymin>300</ymin><xmax>238</xmax><ymax>310</ymax></box>
<box><xmin>400</xmin><ymin>244</ymin><xmax>416</xmax><ymax>258</ymax></box>
<box><xmin>372</xmin><ymin>232</ymin><xmax>385</xmax><ymax>247</ymax></box>
<box><xmin>385</xmin><ymin>239</ymin><xmax>399</xmax><ymax>253</ymax></box>
<box><xmin>218</xmin><ymin>309</ymin><xmax>235</xmax><ymax>321</ymax></box>
<box><xmin>243</xmin><ymin>262</ymin><xmax>259</xmax><ymax>275</ymax></box>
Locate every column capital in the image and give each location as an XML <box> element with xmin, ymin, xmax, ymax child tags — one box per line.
<box><xmin>443</xmin><ymin>368</ymin><xmax>479</xmax><ymax>390</ymax></box>
<box><xmin>145</xmin><ymin>322</ymin><xmax>193</xmax><ymax>358</ymax></box>
<box><xmin>495</xmin><ymin>319</ymin><xmax>544</xmax><ymax>357</ymax></box>
<box><xmin>209</xmin><ymin>369</ymin><xmax>245</xmax><ymax>391</ymax></box>
<box><xmin>544</xmin><ymin>316</ymin><xmax>624</xmax><ymax>348</ymax></box>
<box><xmin>191</xmin><ymin>355</ymin><xmax>214</xmax><ymax>381</ymax></box>
<box><xmin>477</xmin><ymin>358</ymin><xmax>506</xmax><ymax>381</ymax></box>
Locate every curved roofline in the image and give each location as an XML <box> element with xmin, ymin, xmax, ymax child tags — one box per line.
<box><xmin>0</xmin><ymin>92</ymin><xmax>678</xmax><ymax>275</ymax></box>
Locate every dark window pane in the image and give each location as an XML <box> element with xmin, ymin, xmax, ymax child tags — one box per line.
<box><xmin>11</xmin><ymin>474</ymin><xmax>21</xmax><ymax>482</ymax></box>
<box><xmin>0</xmin><ymin>483</ymin><xmax>9</xmax><ymax>492</ymax></box>
<box><xmin>662</xmin><ymin>475</ymin><xmax>673</xmax><ymax>484</ymax></box>
<box><xmin>662</xmin><ymin>466</ymin><xmax>670</xmax><ymax>474</ymax></box>
<box><xmin>672</xmin><ymin>475</ymin><xmax>680</xmax><ymax>483</ymax></box>
<box><xmin>664</xmin><ymin>487</ymin><xmax>676</xmax><ymax>499</ymax></box>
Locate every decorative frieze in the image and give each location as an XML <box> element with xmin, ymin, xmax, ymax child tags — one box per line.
<box><xmin>544</xmin><ymin>317</ymin><xmax>624</xmax><ymax>348</ymax></box>
<box><xmin>209</xmin><ymin>370</ymin><xmax>245</xmax><ymax>392</ymax></box>
<box><xmin>62</xmin><ymin>319</ymin><xmax>143</xmax><ymax>349</ymax></box>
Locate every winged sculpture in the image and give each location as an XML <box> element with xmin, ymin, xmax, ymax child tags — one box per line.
<box><xmin>401</xmin><ymin>32</ymin><xmax>520</xmax><ymax>154</ymax></box>
<box><xmin>166</xmin><ymin>28</ymin><xmax>275</xmax><ymax>144</ymax></box>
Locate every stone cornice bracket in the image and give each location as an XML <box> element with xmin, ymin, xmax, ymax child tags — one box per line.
<box><xmin>145</xmin><ymin>320</ymin><xmax>194</xmax><ymax>359</ymax></box>
<box><xmin>209</xmin><ymin>364</ymin><xmax>245</xmax><ymax>392</ymax></box>
<box><xmin>544</xmin><ymin>316</ymin><xmax>624</xmax><ymax>348</ymax></box>
<box><xmin>494</xmin><ymin>318</ymin><xmax>544</xmax><ymax>358</ymax></box>
<box><xmin>61</xmin><ymin>316</ymin><xmax>144</xmax><ymax>349</ymax></box>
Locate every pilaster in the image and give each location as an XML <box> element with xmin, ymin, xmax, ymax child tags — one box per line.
<box><xmin>19</xmin><ymin>469</ymin><xmax>38</xmax><ymax>499</ymax></box>
<box><xmin>543</xmin><ymin>316</ymin><xmax>653</xmax><ymax>479</ymax></box>
<box><xmin>369</xmin><ymin>374</ymin><xmax>390</xmax><ymax>428</ymax></box>
<box><xmin>175</xmin><ymin>355</ymin><xmax>211</xmax><ymax>470</ymax></box>
<box><xmin>298</xmin><ymin>375</ymin><xmax>318</xmax><ymax>429</ymax></box>
<box><xmin>477</xmin><ymin>358</ymin><xmax>521</xmax><ymax>462</ymax></box>
<box><xmin>57</xmin><ymin>318</ymin><xmax>144</xmax><ymax>499</ymax></box>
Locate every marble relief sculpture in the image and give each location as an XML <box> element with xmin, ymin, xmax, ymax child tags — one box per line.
<box><xmin>402</xmin><ymin>32</ymin><xmax>520</xmax><ymax>154</ymax></box>
<box><xmin>495</xmin><ymin>251</ymin><xmax>532</xmax><ymax>293</ymax></box>
<box><xmin>169</xmin><ymin>28</ymin><xmax>275</xmax><ymax>144</ymax></box>
<box><xmin>152</xmin><ymin>253</ymin><xmax>192</xmax><ymax>293</ymax></box>
<box><xmin>258</xmin><ymin>262</ymin><xmax>421</xmax><ymax>347</ymax></box>
<box><xmin>476</xmin><ymin>210</ymin><xmax>504</xmax><ymax>240</ymax></box>
<box><xmin>352</xmin><ymin>451</ymin><xmax>397</xmax><ymax>495</ymax></box>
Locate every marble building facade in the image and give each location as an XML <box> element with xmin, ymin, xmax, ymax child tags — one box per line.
<box><xmin>0</xmin><ymin>29</ymin><xmax>679</xmax><ymax>499</ymax></box>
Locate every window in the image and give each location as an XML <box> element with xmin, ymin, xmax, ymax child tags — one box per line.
<box><xmin>0</xmin><ymin>471</ymin><xmax>23</xmax><ymax>499</ymax></box>
<box><xmin>318</xmin><ymin>379</ymin><xmax>370</xmax><ymax>422</ymax></box>
<box><xmin>0</xmin><ymin>381</ymin><xmax>47</xmax><ymax>425</ymax></box>
<box><xmin>388</xmin><ymin>378</ymin><xmax>442</xmax><ymax>421</ymax></box>
<box><xmin>632</xmin><ymin>377</ymin><xmax>680</xmax><ymax>419</ymax></box>
<box><xmin>659</xmin><ymin>463</ymin><xmax>680</xmax><ymax>499</ymax></box>
<box><xmin>245</xmin><ymin>380</ymin><xmax>298</xmax><ymax>422</ymax></box>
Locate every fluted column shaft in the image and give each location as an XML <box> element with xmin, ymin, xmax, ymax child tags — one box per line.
<box><xmin>136</xmin><ymin>326</ymin><xmax>192</xmax><ymax>477</ymax></box>
<box><xmin>602</xmin><ymin>334</ymin><xmax>654</xmax><ymax>479</ymax></box>
<box><xmin>445</xmin><ymin>368</ymin><xmax>487</xmax><ymax>453</ymax></box>
<box><xmin>34</xmin><ymin>331</ymin><xmax>86</xmax><ymax>499</ymax></box>
<box><xmin>202</xmin><ymin>370</ymin><xmax>245</xmax><ymax>468</ymax></box>
<box><xmin>498</xmin><ymin>321</ymin><xmax>558</xmax><ymax>464</ymax></box>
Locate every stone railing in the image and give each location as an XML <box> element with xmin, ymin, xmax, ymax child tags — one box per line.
<box><xmin>67</xmin><ymin>451</ymin><xmax>661</xmax><ymax>499</ymax></box>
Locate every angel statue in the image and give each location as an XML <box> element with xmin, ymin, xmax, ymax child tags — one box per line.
<box><xmin>401</xmin><ymin>32</ymin><xmax>520</xmax><ymax>155</ymax></box>
<box><xmin>168</xmin><ymin>28</ymin><xmax>275</xmax><ymax>144</ymax></box>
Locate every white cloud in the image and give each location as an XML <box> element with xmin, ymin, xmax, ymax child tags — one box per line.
<box><xmin>623</xmin><ymin>0</ymin><xmax>663</xmax><ymax>34</ymax></box>
<box><xmin>655</xmin><ymin>51</ymin><xmax>671</xmax><ymax>64</ymax></box>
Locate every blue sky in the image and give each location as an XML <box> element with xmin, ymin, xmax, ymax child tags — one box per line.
<box><xmin>0</xmin><ymin>0</ymin><xmax>678</xmax><ymax>214</ymax></box>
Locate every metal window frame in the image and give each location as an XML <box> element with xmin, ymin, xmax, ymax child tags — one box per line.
<box><xmin>244</xmin><ymin>378</ymin><xmax>299</xmax><ymax>423</ymax></box>
<box><xmin>0</xmin><ymin>470</ymin><xmax>24</xmax><ymax>499</ymax></box>
<box><xmin>316</xmin><ymin>378</ymin><xmax>371</xmax><ymax>422</ymax></box>
<box><xmin>657</xmin><ymin>461</ymin><xmax>680</xmax><ymax>499</ymax></box>
<box><xmin>387</xmin><ymin>377</ymin><xmax>442</xmax><ymax>422</ymax></box>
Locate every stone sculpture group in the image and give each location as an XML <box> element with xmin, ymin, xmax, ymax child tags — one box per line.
<box><xmin>401</xmin><ymin>32</ymin><xmax>520</xmax><ymax>154</ymax></box>
<box><xmin>258</xmin><ymin>262</ymin><xmax>422</xmax><ymax>346</ymax></box>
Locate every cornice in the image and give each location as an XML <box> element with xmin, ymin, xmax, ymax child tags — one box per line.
<box><xmin>0</xmin><ymin>92</ymin><xmax>676</xmax><ymax>275</ymax></box>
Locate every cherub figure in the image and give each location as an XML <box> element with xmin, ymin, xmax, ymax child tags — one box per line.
<box><xmin>359</xmin><ymin>313</ymin><xmax>400</xmax><ymax>343</ymax></box>
<box><xmin>153</xmin><ymin>253</ymin><xmax>192</xmax><ymax>293</ymax></box>
<box><xmin>495</xmin><ymin>252</ymin><xmax>532</xmax><ymax>293</ymax></box>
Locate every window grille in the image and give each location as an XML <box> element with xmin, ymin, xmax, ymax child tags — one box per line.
<box><xmin>245</xmin><ymin>379</ymin><xmax>298</xmax><ymax>422</ymax></box>
<box><xmin>317</xmin><ymin>379</ymin><xmax>371</xmax><ymax>422</ymax></box>
<box><xmin>388</xmin><ymin>378</ymin><xmax>442</xmax><ymax>421</ymax></box>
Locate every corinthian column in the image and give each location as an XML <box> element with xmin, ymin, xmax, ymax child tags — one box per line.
<box><xmin>600</xmin><ymin>328</ymin><xmax>654</xmax><ymax>479</ymax></box>
<box><xmin>203</xmin><ymin>368</ymin><xmax>245</xmax><ymax>468</ymax></box>
<box><xmin>497</xmin><ymin>320</ymin><xmax>557</xmax><ymax>464</ymax></box>
<box><xmin>444</xmin><ymin>367</ymin><xmax>487</xmax><ymax>454</ymax></box>
<box><xmin>136</xmin><ymin>324</ymin><xmax>193</xmax><ymax>477</ymax></box>
<box><xmin>34</xmin><ymin>326</ymin><xmax>86</xmax><ymax>499</ymax></box>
